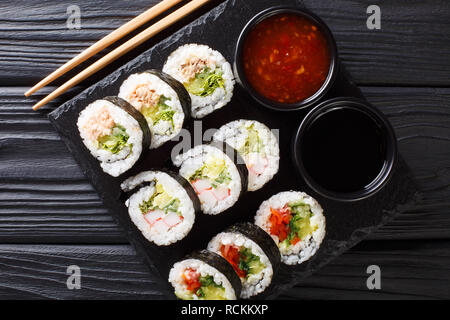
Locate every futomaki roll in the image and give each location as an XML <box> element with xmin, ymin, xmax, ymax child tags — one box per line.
<box><xmin>255</xmin><ymin>191</ymin><xmax>326</xmax><ymax>265</ymax></box>
<box><xmin>118</xmin><ymin>70</ymin><xmax>190</xmax><ymax>149</ymax></box>
<box><xmin>77</xmin><ymin>97</ymin><xmax>151</xmax><ymax>177</ymax></box>
<box><xmin>162</xmin><ymin>44</ymin><xmax>234</xmax><ymax>119</ymax></box>
<box><xmin>213</xmin><ymin>119</ymin><xmax>280</xmax><ymax>191</ymax></box>
<box><xmin>173</xmin><ymin>143</ymin><xmax>247</xmax><ymax>215</ymax></box>
<box><xmin>169</xmin><ymin>250</ymin><xmax>241</xmax><ymax>300</ymax></box>
<box><xmin>207</xmin><ymin>222</ymin><xmax>280</xmax><ymax>298</ymax></box>
<box><xmin>121</xmin><ymin>170</ymin><xmax>199</xmax><ymax>246</ymax></box>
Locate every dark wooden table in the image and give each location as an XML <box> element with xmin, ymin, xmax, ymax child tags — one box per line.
<box><xmin>1</xmin><ymin>0</ymin><xmax>449</xmax><ymax>299</ymax></box>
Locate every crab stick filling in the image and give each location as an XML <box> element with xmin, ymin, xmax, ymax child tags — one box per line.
<box><xmin>245</xmin><ymin>152</ymin><xmax>269</xmax><ymax>176</ymax></box>
<box><xmin>139</xmin><ymin>182</ymin><xmax>184</xmax><ymax>231</ymax></box>
<box><xmin>188</xmin><ymin>156</ymin><xmax>232</xmax><ymax>207</ymax></box>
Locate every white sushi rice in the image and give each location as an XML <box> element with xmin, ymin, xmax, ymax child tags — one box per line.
<box><xmin>77</xmin><ymin>99</ymin><xmax>143</xmax><ymax>177</ymax></box>
<box><xmin>169</xmin><ymin>258</ymin><xmax>236</xmax><ymax>300</ymax></box>
<box><xmin>213</xmin><ymin>120</ymin><xmax>280</xmax><ymax>191</ymax></box>
<box><xmin>173</xmin><ymin>144</ymin><xmax>242</xmax><ymax>215</ymax></box>
<box><xmin>207</xmin><ymin>232</ymin><xmax>273</xmax><ymax>299</ymax></box>
<box><xmin>162</xmin><ymin>44</ymin><xmax>234</xmax><ymax>119</ymax></box>
<box><xmin>121</xmin><ymin>171</ymin><xmax>196</xmax><ymax>246</ymax></box>
<box><xmin>255</xmin><ymin>191</ymin><xmax>326</xmax><ymax>265</ymax></box>
<box><xmin>118</xmin><ymin>72</ymin><xmax>185</xmax><ymax>149</ymax></box>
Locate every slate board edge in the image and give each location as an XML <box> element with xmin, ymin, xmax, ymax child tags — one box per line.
<box><xmin>48</xmin><ymin>115</ymin><xmax>175</xmax><ymax>298</ymax></box>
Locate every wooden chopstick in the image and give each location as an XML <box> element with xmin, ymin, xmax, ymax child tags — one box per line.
<box><xmin>32</xmin><ymin>0</ymin><xmax>211</xmax><ymax>111</ymax></box>
<box><xmin>25</xmin><ymin>0</ymin><xmax>185</xmax><ymax>97</ymax></box>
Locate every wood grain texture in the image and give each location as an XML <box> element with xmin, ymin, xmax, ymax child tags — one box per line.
<box><xmin>0</xmin><ymin>240</ymin><xmax>448</xmax><ymax>299</ymax></box>
<box><xmin>279</xmin><ymin>240</ymin><xmax>450</xmax><ymax>300</ymax></box>
<box><xmin>1</xmin><ymin>86</ymin><xmax>449</xmax><ymax>242</ymax></box>
<box><xmin>0</xmin><ymin>0</ymin><xmax>449</xmax><ymax>299</ymax></box>
<box><xmin>0</xmin><ymin>244</ymin><xmax>164</xmax><ymax>299</ymax></box>
<box><xmin>0</xmin><ymin>0</ymin><xmax>449</xmax><ymax>86</ymax></box>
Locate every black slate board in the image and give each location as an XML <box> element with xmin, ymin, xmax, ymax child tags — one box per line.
<box><xmin>49</xmin><ymin>0</ymin><xmax>419</xmax><ymax>299</ymax></box>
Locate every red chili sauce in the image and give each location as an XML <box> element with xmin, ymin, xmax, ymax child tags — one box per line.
<box><xmin>242</xmin><ymin>13</ymin><xmax>331</xmax><ymax>104</ymax></box>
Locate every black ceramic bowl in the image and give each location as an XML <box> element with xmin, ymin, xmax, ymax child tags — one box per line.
<box><xmin>293</xmin><ymin>97</ymin><xmax>398</xmax><ymax>202</ymax></box>
<box><xmin>234</xmin><ymin>6</ymin><xmax>338</xmax><ymax>111</ymax></box>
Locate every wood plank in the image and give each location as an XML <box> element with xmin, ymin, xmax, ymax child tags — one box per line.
<box><xmin>0</xmin><ymin>0</ymin><xmax>449</xmax><ymax>87</ymax></box>
<box><xmin>279</xmin><ymin>240</ymin><xmax>450</xmax><ymax>299</ymax></box>
<box><xmin>0</xmin><ymin>244</ymin><xmax>164</xmax><ymax>299</ymax></box>
<box><xmin>0</xmin><ymin>86</ymin><xmax>125</xmax><ymax>243</ymax></box>
<box><xmin>0</xmin><ymin>240</ymin><xmax>448</xmax><ymax>299</ymax></box>
<box><xmin>360</xmin><ymin>87</ymin><xmax>450</xmax><ymax>240</ymax></box>
<box><xmin>1</xmin><ymin>0</ymin><xmax>448</xmax><ymax>301</ymax></box>
<box><xmin>1</xmin><ymin>86</ymin><xmax>449</xmax><ymax>242</ymax></box>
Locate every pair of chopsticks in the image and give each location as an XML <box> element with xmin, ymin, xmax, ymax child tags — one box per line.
<box><xmin>27</xmin><ymin>0</ymin><xmax>211</xmax><ymax>110</ymax></box>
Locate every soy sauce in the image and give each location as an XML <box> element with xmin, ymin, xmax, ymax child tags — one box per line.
<box><xmin>300</xmin><ymin>107</ymin><xmax>386</xmax><ymax>193</ymax></box>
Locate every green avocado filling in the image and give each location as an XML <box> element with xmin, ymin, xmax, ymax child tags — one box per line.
<box><xmin>283</xmin><ymin>202</ymin><xmax>315</xmax><ymax>247</ymax></box>
<box><xmin>139</xmin><ymin>182</ymin><xmax>181</xmax><ymax>216</ymax></box>
<box><xmin>141</xmin><ymin>95</ymin><xmax>175</xmax><ymax>132</ymax></box>
<box><xmin>188</xmin><ymin>157</ymin><xmax>231</xmax><ymax>188</ymax></box>
<box><xmin>195</xmin><ymin>275</ymin><xmax>226</xmax><ymax>300</ymax></box>
<box><xmin>239</xmin><ymin>124</ymin><xmax>264</xmax><ymax>155</ymax></box>
<box><xmin>175</xmin><ymin>275</ymin><xmax>226</xmax><ymax>300</ymax></box>
<box><xmin>238</xmin><ymin>247</ymin><xmax>265</xmax><ymax>278</ymax></box>
<box><xmin>97</xmin><ymin>125</ymin><xmax>131</xmax><ymax>154</ymax></box>
<box><xmin>184</xmin><ymin>67</ymin><xmax>225</xmax><ymax>97</ymax></box>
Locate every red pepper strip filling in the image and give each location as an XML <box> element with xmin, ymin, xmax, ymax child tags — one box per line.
<box><xmin>220</xmin><ymin>244</ymin><xmax>246</xmax><ymax>278</ymax></box>
<box><xmin>182</xmin><ymin>268</ymin><xmax>201</xmax><ymax>293</ymax></box>
<box><xmin>269</xmin><ymin>206</ymin><xmax>300</xmax><ymax>245</ymax></box>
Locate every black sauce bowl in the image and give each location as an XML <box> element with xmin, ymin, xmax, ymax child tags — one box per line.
<box><xmin>292</xmin><ymin>97</ymin><xmax>398</xmax><ymax>202</ymax></box>
<box><xmin>234</xmin><ymin>6</ymin><xmax>338</xmax><ymax>112</ymax></box>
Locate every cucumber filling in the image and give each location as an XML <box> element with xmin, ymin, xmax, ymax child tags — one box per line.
<box><xmin>284</xmin><ymin>202</ymin><xmax>315</xmax><ymax>247</ymax></box>
<box><xmin>139</xmin><ymin>182</ymin><xmax>181</xmax><ymax>216</ymax></box>
<box><xmin>188</xmin><ymin>157</ymin><xmax>231</xmax><ymax>189</ymax></box>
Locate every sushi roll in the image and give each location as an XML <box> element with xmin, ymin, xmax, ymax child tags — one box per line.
<box><xmin>255</xmin><ymin>191</ymin><xmax>326</xmax><ymax>265</ymax></box>
<box><xmin>213</xmin><ymin>119</ymin><xmax>280</xmax><ymax>191</ymax></box>
<box><xmin>77</xmin><ymin>97</ymin><xmax>151</xmax><ymax>177</ymax></box>
<box><xmin>169</xmin><ymin>250</ymin><xmax>241</xmax><ymax>300</ymax></box>
<box><xmin>173</xmin><ymin>142</ymin><xmax>248</xmax><ymax>215</ymax></box>
<box><xmin>162</xmin><ymin>44</ymin><xmax>234</xmax><ymax>119</ymax></box>
<box><xmin>118</xmin><ymin>70</ymin><xmax>190</xmax><ymax>149</ymax></box>
<box><xmin>207</xmin><ymin>222</ymin><xmax>280</xmax><ymax>298</ymax></box>
<box><xmin>121</xmin><ymin>170</ymin><xmax>200</xmax><ymax>246</ymax></box>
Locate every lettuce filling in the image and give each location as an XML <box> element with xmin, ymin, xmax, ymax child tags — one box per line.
<box><xmin>97</xmin><ymin>125</ymin><xmax>131</xmax><ymax>154</ymax></box>
<box><xmin>239</xmin><ymin>124</ymin><xmax>264</xmax><ymax>155</ymax></box>
<box><xmin>185</xmin><ymin>67</ymin><xmax>225</xmax><ymax>97</ymax></box>
<box><xmin>142</xmin><ymin>95</ymin><xmax>175</xmax><ymax>133</ymax></box>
